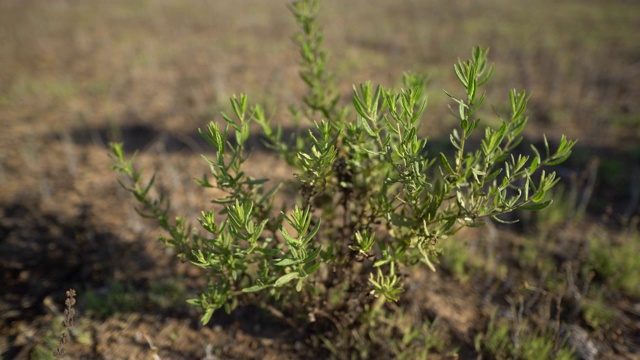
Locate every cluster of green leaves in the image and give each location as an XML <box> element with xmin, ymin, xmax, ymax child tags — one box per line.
<box><xmin>110</xmin><ymin>0</ymin><xmax>575</xmax><ymax>352</ymax></box>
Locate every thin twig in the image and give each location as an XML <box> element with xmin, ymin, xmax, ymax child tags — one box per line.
<box><xmin>575</xmin><ymin>157</ymin><xmax>598</xmax><ymax>222</ymax></box>
<box><xmin>54</xmin><ymin>289</ymin><xmax>77</xmax><ymax>358</ymax></box>
<box><xmin>553</xmin><ymin>294</ymin><xmax>563</xmax><ymax>352</ymax></box>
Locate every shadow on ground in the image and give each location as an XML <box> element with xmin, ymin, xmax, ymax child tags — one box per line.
<box><xmin>0</xmin><ymin>199</ymin><xmax>154</xmax><ymax>358</ymax></box>
<box><xmin>65</xmin><ymin>119</ymin><xmax>640</xmax><ymax>220</ymax></box>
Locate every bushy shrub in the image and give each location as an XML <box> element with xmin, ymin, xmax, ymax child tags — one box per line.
<box><xmin>110</xmin><ymin>0</ymin><xmax>575</xmax><ymax>354</ymax></box>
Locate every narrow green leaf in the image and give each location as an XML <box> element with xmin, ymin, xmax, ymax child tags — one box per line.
<box><xmin>484</xmin><ymin>168</ymin><xmax>502</xmax><ymax>183</ymax></box>
<box><xmin>194</xmin><ymin>174</ymin><xmax>213</xmax><ymax>188</ymax></box>
<box><xmin>449</xmin><ymin>134</ymin><xmax>460</xmax><ymax>150</ymax></box>
<box><xmin>546</xmin><ymin>152</ymin><xmax>572</xmax><ymax>166</ymax></box>
<box><xmin>211</xmin><ymin>198</ymin><xmax>235</xmax><ymax>205</ymax></box>
<box><xmin>361</xmin><ymin>118</ymin><xmax>377</xmax><ymax>137</ymax></box>
<box><xmin>531</xmin><ymin>188</ymin><xmax>547</xmax><ymax>203</ymax></box>
<box><xmin>281</xmin><ymin>228</ymin><xmax>300</xmax><ymax>245</ymax></box>
<box><xmin>304</xmin><ymin>261</ymin><xmax>321</xmax><ymax>275</ymax></box>
<box><xmin>242</xmin><ymin>284</ymin><xmax>271</xmax><ymax>293</ymax></box>
<box><xmin>519</xmin><ymin>199</ymin><xmax>553</xmax><ymax>211</ymax></box>
<box><xmin>275</xmin><ymin>272</ymin><xmax>300</xmax><ymax>287</ymax></box>
<box><xmin>528</xmin><ymin>155</ymin><xmax>540</xmax><ymax>174</ymax></box>
<box><xmin>454</xmin><ymin>63</ymin><xmax>467</xmax><ymax>87</ymax></box>
<box><xmin>274</xmin><ymin>258</ymin><xmax>300</xmax><ymax>266</ymax></box>
<box><xmin>185</xmin><ymin>298</ymin><xmax>201</xmax><ymax>306</ymax></box>
<box><xmin>201</xmin><ymin>308</ymin><xmax>215</xmax><ymax>325</ymax></box>
<box><xmin>491</xmin><ymin>215</ymin><xmax>519</xmax><ymax>224</ymax></box>
<box><xmin>247</xmin><ymin>178</ymin><xmax>269</xmax><ymax>186</ymax></box>
<box><xmin>303</xmin><ymin>246</ymin><xmax>322</xmax><ymax>263</ymax></box>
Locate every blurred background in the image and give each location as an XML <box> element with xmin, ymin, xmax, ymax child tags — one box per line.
<box><xmin>1</xmin><ymin>0</ymin><xmax>638</xmax><ymax>358</ymax></box>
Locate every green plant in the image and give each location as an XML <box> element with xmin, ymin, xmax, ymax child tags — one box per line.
<box><xmin>582</xmin><ymin>289</ymin><xmax>616</xmax><ymax>328</ymax></box>
<box><xmin>323</xmin><ymin>300</ymin><xmax>445</xmax><ymax>359</ymax></box>
<box><xmin>475</xmin><ymin>314</ymin><xmax>575</xmax><ymax>360</ymax></box>
<box><xmin>110</xmin><ymin>0</ymin><xmax>575</xmax><ymax>353</ymax></box>
<box><xmin>148</xmin><ymin>277</ymin><xmax>188</xmax><ymax>310</ymax></box>
<box><xmin>586</xmin><ymin>226</ymin><xmax>640</xmax><ymax>297</ymax></box>
<box><xmin>84</xmin><ymin>281</ymin><xmax>142</xmax><ymax>318</ymax></box>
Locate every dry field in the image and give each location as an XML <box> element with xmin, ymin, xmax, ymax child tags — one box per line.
<box><xmin>1</xmin><ymin>0</ymin><xmax>639</xmax><ymax>358</ymax></box>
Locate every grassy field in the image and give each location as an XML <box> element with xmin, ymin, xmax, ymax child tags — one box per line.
<box><xmin>1</xmin><ymin>0</ymin><xmax>639</xmax><ymax>358</ymax></box>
